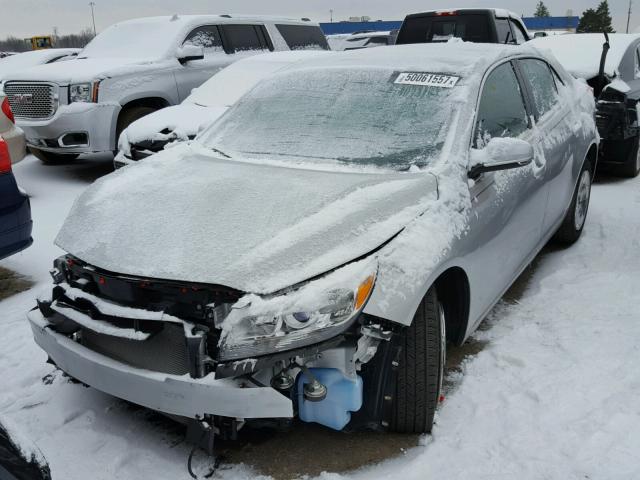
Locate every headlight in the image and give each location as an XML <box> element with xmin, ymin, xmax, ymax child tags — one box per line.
<box><xmin>218</xmin><ymin>258</ymin><xmax>378</xmax><ymax>361</ymax></box>
<box><xmin>69</xmin><ymin>83</ymin><xmax>95</xmax><ymax>103</ymax></box>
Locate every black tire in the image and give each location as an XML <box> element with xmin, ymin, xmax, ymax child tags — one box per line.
<box><xmin>28</xmin><ymin>147</ymin><xmax>79</xmax><ymax>165</ymax></box>
<box><xmin>553</xmin><ymin>159</ymin><xmax>592</xmax><ymax>245</ymax></box>
<box><xmin>619</xmin><ymin>135</ymin><xmax>640</xmax><ymax>178</ymax></box>
<box><xmin>116</xmin><ymin>106</ymin><xmax>156</xmax><ymax>143</ymax></box>
<box><xmin>389</xmin><ymin>287</ymin><xmax>445</xmax><ymax>434</ymax></box>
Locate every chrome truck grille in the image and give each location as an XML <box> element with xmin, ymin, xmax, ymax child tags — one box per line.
<box><xmin>4</xmin><ymin>82</ymin><xmax>57</xmax><ymax>119</ymax></box>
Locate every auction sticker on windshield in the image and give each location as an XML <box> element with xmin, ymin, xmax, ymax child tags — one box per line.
<box><xmin>394</xmin><ymin>72</ymin><xmax>460</xmax><ymax>88</ymax></box>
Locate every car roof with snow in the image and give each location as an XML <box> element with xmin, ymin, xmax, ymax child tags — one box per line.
<box><xmin>102</xmin><ymin>14</ymin><xmax>320</xmax><ymax>29</ymax></box>
<box><xmin>532</xmin><ymin>33</ymin><xmax>640</xmax><ymax>79</ymax></box>
<box><xmin>76</xmin><ymin>14</ymin><xmax>321</xmax><ymax>62</ymax></box>
<box><xmin>0</xmin><ymin>48</ymin><xmax>80</xmax><ymax>78</ymax></box>
<box><xmin>272</xmin><ymin>42</ymin><xmax>548</xmax><ymax>86</ymax></box>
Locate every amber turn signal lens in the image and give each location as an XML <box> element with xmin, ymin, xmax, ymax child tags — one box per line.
<box><xmin>355</xmin><ymin>275</ymin><xmax>375</xmax><ymax>310</ymax></box>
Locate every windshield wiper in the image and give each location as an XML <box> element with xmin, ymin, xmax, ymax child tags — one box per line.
<box><xmin>209</xmin><ymin>146</ymin><xmax>231</xmax><ymax>159</ymax></box>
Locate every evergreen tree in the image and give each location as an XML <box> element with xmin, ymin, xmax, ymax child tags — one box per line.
<box><xmin>577</xmin><ymin>1</ymin><xmax>615</xmax><ymax>33</ymax></box>
<box><xmin>534</xmin><ymin>1</ymin><xmax>550</xmax><ymax>17</ymax></box>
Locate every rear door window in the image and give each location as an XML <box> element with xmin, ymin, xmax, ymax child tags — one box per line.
<box><xmin>220</xmin><ymin>25</ymin><xmax>272</xmax><ymax>53</ymax></box>
<box><xmin>397</xmin><ymin>14</ymin><xmax>491</xmax><ymax>43</ymax></box>
<box><xmin>183</xmin><ymin>25</ymin><xmax>224</xmax><ymax>53</ymax></box>
<box><xmin>475</xmin><ymin>62</ymin><xmax>530</xmax><ymax>146</ymax></box>
<box><xmin>275</xmin><ymin>24</ymin><xmax>329</xmax><ymax>50</ymax></box>
<box><xmin>519</xmin><ymin>59</ymin><xmax>560</xmax><ymax>118</ymax></box>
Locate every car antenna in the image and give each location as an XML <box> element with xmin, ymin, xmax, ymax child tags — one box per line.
<box><xmin>597</xmin><ymin>32</ymin><xmax>611</xmax><ymax>96</ymax></box>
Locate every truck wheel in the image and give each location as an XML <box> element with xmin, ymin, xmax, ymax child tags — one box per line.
<box><xmin>389</xmin><ymin>287</ymin><xmax>445</xmax><ymax>434</ymax></box>
<box><xmin>553</xmin><ymin>160</ymin><xmax>592</xmax><ymax>245</ymax></box>
<box><xmin>116</xmin><ymin>106</ymin><xmax>156</xmax><ymax>143</ymax></box>
<box><xmin>619</xmin><ymin>135</ymin><xmax>640</xmax><ymax>178</ymax></box>
<box><xmin>28</xmin><ymin>147</ymin><xmax>78</xmax><ymax>165</ymax></box>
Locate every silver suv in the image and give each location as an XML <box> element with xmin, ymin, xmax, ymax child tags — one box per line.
<box><xmin>2</xmin><ymin>15</ymin><xmax>328</xmax><ymax>164</ymax></box>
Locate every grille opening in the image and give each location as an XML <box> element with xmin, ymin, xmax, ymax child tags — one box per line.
<box><xmin>81</xmin><ymin>323</ymin><xmax>190</xmax><ymax>376</ymax></box>
<box><xmin>4</xmin><ymin>82</ymin><xmax>57</xmax><ymax>120</ymax></box>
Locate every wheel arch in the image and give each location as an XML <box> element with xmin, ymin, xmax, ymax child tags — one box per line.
<box><xmin>585</xmin><ymin>140</ymin><xmax>598</xmax><ymax>175</ymax></box>
<box><xmin>112</xmin><ymin>97</ymin><xmax>171</xmax><ymax>149</ymax></box>
<box><xmin>120</xmin><ymin>96</ymin><xmax>171</xmax><ymax>112</ymax></box>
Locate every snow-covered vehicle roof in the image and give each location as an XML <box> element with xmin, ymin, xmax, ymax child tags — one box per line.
<box><xmin>0</xmin><ymin>48</ymin><xmax>80</xmax><ymax>79</ymax></box>
<box><xmin>532</xmin><ymin>33</ymin><xmax>640</xmax><ymax>79</ymax></box>
<box><xmin>78</xmin><ymin>15</ymin><xmax>320</xmax><ymax>61</ymax></box>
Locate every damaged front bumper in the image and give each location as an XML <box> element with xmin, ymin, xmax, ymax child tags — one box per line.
<box><xmin>28</xmin><ymin>256</ymin><xmax>391</xmax><ymax>431</ymax></box>
<box><xmin>27</xmin><ymin>308</ymin><xmax>293</xmax><ymax>419</ymax></box>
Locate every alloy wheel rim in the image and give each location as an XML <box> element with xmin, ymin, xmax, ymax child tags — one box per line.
<box><xmin>574</xmin><ymin>170</ymin><xmax>591</xmax><ymax>231</ymax></box>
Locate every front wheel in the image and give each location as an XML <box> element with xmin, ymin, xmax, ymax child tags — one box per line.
<box><xmin>553</xmin><ymin>160</ymin><xmax>592</xmax><ymax>245</ymax></box>
<box><xmin>28</xmin><ymin>147</ymin><xmax>78</xmax><ymax>165</ymax></box>
<box><xmin>389</xmin><ymin>287</ymin><xmax>445</xmax><ymax>433</ymax></box>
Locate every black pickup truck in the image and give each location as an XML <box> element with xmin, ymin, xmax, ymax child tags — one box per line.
<box><xmin>395</xmin><ymin>8</ymin><xmax>531</xmax><ymax>45</ymax></box>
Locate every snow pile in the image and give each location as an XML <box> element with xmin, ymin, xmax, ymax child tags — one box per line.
<box><xmin>0</xmin><ymin>416</ymin><xmax>49</xmax><ymax>469</ymax></box>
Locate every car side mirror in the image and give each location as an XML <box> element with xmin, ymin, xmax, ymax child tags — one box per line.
<box><xmin>468</xmin><ymin>137</ymin><xmax>534</xmax><ymax>180</ymax></box>
<box><xmin>177</xmin><ymin>44</ymin><xmax>205</xmax><ymax>64</ymax></box>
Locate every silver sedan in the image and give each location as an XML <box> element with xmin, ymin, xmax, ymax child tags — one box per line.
<box><xmin>29</xmin><ymin>42</ymin><xmax>598</xmax><ymax>438</ymax></box>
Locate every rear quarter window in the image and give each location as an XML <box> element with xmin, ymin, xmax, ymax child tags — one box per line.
<box><xmin>275</xmin><ymin>24</ymin><xmax>329</xmax><ymax>50</ymax></box>
<box><xmin>520</xmin><ymin>59</ymin><xmax>560</xmax><ymax>118</ymax></box>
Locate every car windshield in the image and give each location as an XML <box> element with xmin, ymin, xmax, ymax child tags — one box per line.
<box><xmin>79</xmin><ymin>21</ymin><xmax>178</xmax><ymax>59</ymax></box>
<box><xmin>200</xmin><ymin>67</ymin><xmax>460</xmax><ymax>170</ymax></box>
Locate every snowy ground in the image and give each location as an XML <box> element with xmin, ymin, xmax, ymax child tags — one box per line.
<box><xmin>1</xmin><ymin>155</ymin><xmax>639</xmax><ymax>479</ymax></box>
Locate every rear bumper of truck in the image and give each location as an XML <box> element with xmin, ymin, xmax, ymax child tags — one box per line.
<box><xmin>28</xmin><ymin>309</ymin><xmax>293</xmax><ymax>419</ymax></box>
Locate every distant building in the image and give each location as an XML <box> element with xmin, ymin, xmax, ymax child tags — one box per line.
<box><xmin>522</xmin><ymin>16</ymin><xmax>580</xmax><ymax>34</ymax></box>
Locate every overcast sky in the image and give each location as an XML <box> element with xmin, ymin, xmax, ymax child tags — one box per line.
<box><xmin>0</xmin><ymin>0</ymin><xmax>636</xmax><ymax>38</ymax></box>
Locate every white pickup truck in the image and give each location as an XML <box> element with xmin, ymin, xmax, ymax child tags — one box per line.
<box><xmin>1</xmin><ymin>15</ymin><xmax>328</xmax><ymax>163</ymax></box>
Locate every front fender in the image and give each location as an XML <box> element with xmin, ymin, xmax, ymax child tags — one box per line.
<box><xmin>364</xmin><ymin>256</ymin><xmax>467</xmax><ymax>327</ymax></box>
<box><xmin>363</xmin><ymin>198</ymin><xmax>470</xmax><ymax>327</ymax></box>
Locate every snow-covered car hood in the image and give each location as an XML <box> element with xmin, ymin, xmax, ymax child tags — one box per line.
<box><xmin>2</xmin><ymin>56</ymin><xmax>166</xmax><ymax>85</ymax></box>
<box><xmin>123</xmin><ymin>103</ymin><xmax>227</xmax><ymax>146</ymax></box>
<box><xmin>56</xmin><ymin>145</ymin><xmax>439</xmax><ymax>293</ymax></box>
